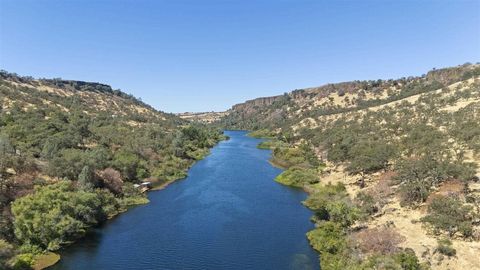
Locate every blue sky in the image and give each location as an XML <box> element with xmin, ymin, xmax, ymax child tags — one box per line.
<box><xmin>1</xmin><ymin>0</ymin><xmax>479</xmax><ymax>113</ymax></box>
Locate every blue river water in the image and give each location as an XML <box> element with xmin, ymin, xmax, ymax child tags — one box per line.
<box><xmin>49</xmin><ymin>130</ymin><xmax>319</xmax><ymax>270</ymax></box>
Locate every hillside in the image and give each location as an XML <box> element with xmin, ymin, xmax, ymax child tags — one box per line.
<box><xmin>0</xmin><ymin>71</ymin><xmax>225</xmax><ymax>269</ymax></box>
<box><xmin>0</xmin><ymin>71</ymin><xmax>180</xmax><ymax>125</ymax></box>
<box><xmin>222</xmin><ymin>63</ymin><xmax>480</xmax><ymax>132</ymax></box>
<box><xmin>219</xmin><ymin>63</ymin><xmax>480</xmax><ymax>270</ymax></box>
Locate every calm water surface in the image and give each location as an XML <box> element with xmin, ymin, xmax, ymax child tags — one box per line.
<box><xmin>50</xmin><ymin>131</ymin><xmax>319</xmax><ymax>270</ymax></box>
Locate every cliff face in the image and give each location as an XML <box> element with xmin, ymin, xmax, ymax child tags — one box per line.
<box><xmin>231</xmin><ymin>95</ymin><xmax>284</xmax><ymax>111</ymax></box>
<box><xmin>219</xmin><ymin>63</ymin><xmax>480</xmax><ymax>131</ymax></box>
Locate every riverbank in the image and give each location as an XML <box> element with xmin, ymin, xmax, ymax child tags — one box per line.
<box><xmin>252</xmin><ymin>133</ymin><xmax>428</xmax><ymax>269</ymax></box>
<box><xmin>250</xmin><ymin>133</ymin><xmax>323</xmax><ymax>266</ymax></box>
<box><xmin>45</xmin><ymin>130</ymin><xmax>318</xmax><ymax>270</ymax></box>
<box><xmin>37</xmin><ymin>137</ymin><xmax>226</xmax><ymax>270</ymax></box>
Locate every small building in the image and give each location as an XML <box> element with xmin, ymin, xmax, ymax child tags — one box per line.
<box><xmin>134</xmin><ymin>181</ymin><xmax>152</xmax><ymax>193</ymax></box>
<box><xmin>140</xmin><ymin>181</ymin><xmax>152</xmax><ymax>188</ymax></box>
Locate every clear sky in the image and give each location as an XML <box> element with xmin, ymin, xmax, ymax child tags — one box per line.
<box><xmin>1</xmin><ymin>0</ymin><xmax>479</xmax><ymax>113</ymax></box>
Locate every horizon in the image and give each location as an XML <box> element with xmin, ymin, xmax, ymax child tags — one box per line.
<box><xmin>1</xmin><ymin>0</ymin><xmax>479</xmax><ymax>113</ymax></box>
<box><xmin>1</xmin><ymin>61</ymin><xmax>478</xmax><ymax>114</ymax></box>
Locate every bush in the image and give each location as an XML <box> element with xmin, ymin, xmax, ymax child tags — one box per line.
<box><xmin>47</xmin><ymin>148</ymin><xmax>88</xmax><ymax>180</ymax></box>
<box><xmin>112</xmin><ymin>149</ymin><xmax>142</xmax><ymax>181</ymax></box>
<box><xmin>396</xmin><ymin>157</ymin><xmax>476</xmax><ymax>206</ymax></box>
<box><xmin>458</xmin><ymin>221</ymin><xmax>473</xmax><ymax>238</ymax></box>
<box><xmin>11</xmin><ymin>182</ymin><xmax>111</xmax><ymax>250</ymax></box>
<box><xmin>356</xmin><ymin>227</ymin><xmax>405</xmax><ymax>255</ymax></box>
<box><xmin>271</xmin><ymin>144</ymin><xmax>319</xmax><ymax>169</ymax></box>
<box><xmin>248</xmin><ymin>129</ymin><xmax>276</xmax><ymax>138</ymax></box>
<box><xmin>11</xmin><ymin>253</ymin><xmax>35</xmax><ymax>270</ymax></box>
<box><xmin>361</xmin><ymin>255</ymin><xmax>402</xmax><ymax>270</ymax></box>
<box><xmin>436</xmin><ymin>239</ymin><xmax>456</xmax><ymax>257</ymax></box>
<box><xmin>256</xmin><ymin>139</ymin><xmax>288</xmax><ymax>150</ymax></box>
<box><xmin>359</xmin><ymin>248</ymin><xmax>423</xmax><ymax>270</ymax></box>
<box><xmin>347</xmin><ymin>139</ymin><xmax>396</xmax><ymax>174</ymax></box>
<box><xmin>319</xmin><ymin>253</ymin><xmax>354</xmax><ymax>270</ymax></box>
<box><xmin>0</xmin><ymin>239</ymin><xmax>14</xmax><ymax>269</ymax></box>
<box><xmin>307</xmin><ymin>221</ymin><xmax>347</xmax><ymax>254</ymax></box>
<box><xmin>399</xmin><ymin>180</ymin><xmax>431</xmax><ymax>206</ymax></box>
<box><xmin>304</xmin><ymin>183</ymin><xmax>359</xmax><ymax>227</ymax></box>
<box><xmin>77</xmin><ymin>165</ymin><xmax>98</xmax><ymax>191</ymax></box>
<box><xmin>325</xmin><ymin>200</ymin><xmax>360</xmax><ymax>228</ymax></box>
<box><xmin>271</xmin><ymin>147</ymin><xmax>308</xmax><ymax>168</ymax></box>
<box><xmin>96</xmin><ymin>168</ymin><xmax>123</xmax><ymax>195</ymax></box>
<box><xmin>274</xmin><ymin>167</ymin><xmax>318</xmax><ymax>187</ymax></box>
<box><xmin>355</xmin><ymin>192</ymin><xmax>378</xmax><ymax>217</ymax></box>
<box><xmin>394</xmin><ymin>248</ymin><xmax>423</xmax><ymax>270</ymax></box>
<box><xmin>421</xmin><ymin>195</ymin><xmax>473</xmax><ymax>237</ymax></box>
<box><xmin>304</xmin><ymin>183</ymin><xmax>348</xmax><ymax>211</ymax></box>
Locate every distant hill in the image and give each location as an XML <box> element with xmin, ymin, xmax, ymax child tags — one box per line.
<box><xmin>177</xmin><ymin>111</ymin><xmax>229</xmax><ymax>123</ymax></box>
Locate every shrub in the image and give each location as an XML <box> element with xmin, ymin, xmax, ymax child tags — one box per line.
<box><xmin>435</xmin><ymin>239</ymin><xmax>456</xmax><ymax>257</ymax></box>
<box><xmin>304</xmin><ymin>183</ymin><xmax>348</xmax><ymax>211</ymax></box>
<box><xmin>77</xmin><ymin>165</ymin><xmax>98</xmax><ymax>191</ymax></box>
<box><xmin>11</xmin><ymin>182</ymin><xmax>109</xmax><ymax>250</ymax></box>
<box><xmin>356</xmin><ymin>227</ymin><xmax>405</xmax><ymax>255</ymax></box>
<box><xmin>458</xmin><ymin>221</ymin><xmax>473</xmax><ymax>238</ymax></box>
<box><xmin>355</xmin><ymin>192</ymin><xmax>378</xmax><ymax>217</ymax></box>
<box><xmin>248</xmin><ymin>129</ymin><xmax>276</xmax><ymax>138</ymax></box>
<box><xmin>304</xmin><ymin>183</ymin><xmax>359</xmax><ymax>227</ymax></box>
<box><xmin>0</xmin><ymin>239</ymin><xmax>14</xmax><ymax>269</ymax></box>
<box><xmin>347</xmin><ymin>139</ymin><xmax>396</xmax><ymax>174</ymax></box>
<box><xmin>399</xmin><ymin>180</ymin><xmax>431</xmax><ymax>206</ymax></box>
<box><xmin>257</xmin><ymin>139</ymin><xmax>288</xmax><ymax>150</ymax></box>
<box><xmin>96</xmin><ymin>168</ymin><xmax>123</xmax><ymax>195</ymax></box>
<box><xmin>319</xmin><ymin>253</ymin><xmax>354</xmax><ymax>270</ymax></box>
<box><xmin>11</xmin><ymin>253</ymin><xmax>35</xmax><ymax>270</ymax></box>
<box><xmin>47</xmin><ymin>148</ymin><xmax>88</xmax><ymax>180</ymax></box>
<box><xmin>274</xmin><ymin>167</ymin><xmax>318</xmax><ymax>187</ymax></box>
<box><xmin>271</xmin><ymin>145</ymin><xmax>319</xmax><ymax>169</ymax></box>
<box><xmin>113</xmin><ymin>149</ymin><xmax>142</xmax><ymax>181</ymax></box>
<box><xmin>394</xmin><ymin>248</ymin><xmax>423</xmax><ymax>270</ymax></box>
<box><xmin>421</xmin><ymin>195</ymin><xmax>473</xmax><ymax>237</ymax></box>
<box><xmin>307</xmin><ymin>221</ymin><xmax>347</xmax><ymax>254</ymax></box>
<box><xmin>361</xmin><ymin>255</ymin><xmax>402</xmax><ymax>270</ymax></box>
<box><xmin>325</xmin><ymin>200</ymin><xmax>360</xmax><ymax>228</ymax></box>
<box><xmin>360</xmin><ymin>249</ymin><xmax>423</xmax><ymax>270</ymax></box>
<box><xmin>395</xmin><ymin>157</ymin><xmax>476</xmax><ymax>206</ymax></box>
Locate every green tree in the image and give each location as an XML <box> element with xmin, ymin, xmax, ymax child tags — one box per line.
<box><xmin>0</xmin><ymin>239</ymin><xmax>14</xmax><ymax>270</ymax></box>
<box><xmin>77</xmin><ymin>165</ymin><xmax>96</xmax><ymax>191</ymax></box>
<box><xmin>347</xmin><ymin>138</ymin><xmax>396</xmax><ymax>174</ymax></box>
<box><xmin>11</xmin><ymin>182</ymin><xmax>106</xmax><ymax>250</ymax></box>
<box><xmin>421</xmin><ymin>196</ymin><xmax>473</xmax><ymax>237</ymax></box>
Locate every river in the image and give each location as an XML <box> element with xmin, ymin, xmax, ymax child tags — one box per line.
<box><xmin>49</xmin><ymin>130</ymin><xmax>319</xmax><ymax>270</ymax></box>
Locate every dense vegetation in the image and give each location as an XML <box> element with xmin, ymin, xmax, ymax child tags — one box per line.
<box><xmin>233</xmin><ymin>64</ymin><xmax>480</xmax><ymax>269</ymax></box>
<box><xmin>0</xmin><ymin>72</ymin><xmax>225</xmax><ymax>269</ymax></box>
<box><xmin>259</xmin><ymin>135</ymin><xmax>427</xmax><ymax>269</ymax></box>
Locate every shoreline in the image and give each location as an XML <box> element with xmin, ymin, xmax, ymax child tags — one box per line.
<box><xmin>257</xmin><ymin>140</ymin><xmax>321</xmax><ymax>264</ymax></box>
<box><xmin>257</xmin><ymin>138</ymin><xmax>321</xmax><ymax>265</ymax></box>
<box><xmin>41</xmin><ymin>138</ymin><xmax>225</xmax><ymax>270</ymax></box>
